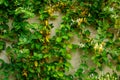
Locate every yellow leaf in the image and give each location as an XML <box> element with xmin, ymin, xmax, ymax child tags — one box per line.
<box><xmin>114</xmin><ymin>18</ymin><xmax>120</xmax><ymax>28</ymax></box>
<box><xmin>99</xmin><ymin>44</ymin><xmax>103</xmax><ymax>53</ymax></box>
<box><xmin>46</xmin><ymin>31</ymin><xmax>50</xmax><ymax>35</ymax></box>
<box><xmin>83</xmin><ymin>18</ymin><xmax>87</xmax><ymax>23</ymax></box>
<box><xmin>45</xmin><ymin>36</ymin><xmax>49</xmax><ymax>42</ymax></box>
<box><xmin>77</xmin><ymin>18</ymin><xmax>83</xmax><ymax>25</ymax></box>
<box><xmin>81</xmin><ymin>11</ymin><xmax>86</xmax><ymax>16</ymax></box>
<box><xmin>45</xmin><ymin>20</ymin><xmax>49</xmax><ymax>26</ymax></box>
<box><xmin>101</xmin><ymin>42</ymin><xmax>105</xmax><ymax>46</ymax></box>
<box><xmin>40</xmin><ymin>31</ymin><xmax>43</xmax><ymax>34</ymax></box>
<box><xmin>59</xmin><ymin>57</ymin><xmax>63</xmax><ymax>63</ymax></box>
<box><xmin>118</xmin><ymin>56</ymin><xmax>120</xmax><ymax>61</ymax></box>
<box><xmin>59</xmin><ymin>59</ymin><xmax>63</xmax><ymax>63</ymax></box>
<box><xmin>22</xmin><ymin>71</ymin><xmax>27</xmax><ymax>77</ymax></box>
<box><xmin>94</xmin><ymin>43</ymin><xmax>99</xmax><ymax>51</ymax></box>
<box><xmin>48</xmin><ymin>8</ymin><xmax>54</xmax><ymax>16</ymax></box>
<box><xmin>34</xmin><ymin>61</ymin><xmax>38</xmax><ymax>67</ymax></box>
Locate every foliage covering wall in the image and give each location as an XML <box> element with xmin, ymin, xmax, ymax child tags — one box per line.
<box><xmin>0</xmin><ymin>0</ymin><xmax>120</xmax><ymax>80</ymax></box>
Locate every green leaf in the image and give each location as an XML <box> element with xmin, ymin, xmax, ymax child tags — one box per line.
<box><xmin>80</xmin><ymin>63</ymin><xmax>88</xmax><ymax>69</ymax></box>
<box><xmin>35</xmin><ymin>44</ymin><xmax>40</xmax><ymax>49</ymax></box>
<box><xmin>67</xmin><ymin>32</ymin><xmax>73</xmax><ymax>37</ymax></box>
<box><xmin>116</xmin><ymin>65</ymin><xmax>120</xmax><ymax>71</ymax></box>
<box><xmin>103</xmin><ymin>20</ymin><xmax>110</xmax><ymax>30</ymax></box>
<box><xmin>62</xmin><ymin>35</ymin><xmax>68</xmax><ymax>39</ymax></box>
<box><xmin>43</xmin><ymin>54</ymin><xmax>49</xmax><ymax>58</ymax></box>
<box><xmin>57</xmin><ymin>72</ymin><xmax>64</xmax><ymax>77</ymax></box>
<box><xmin>56</xmin><ymin>37</ymin><xmax>62</xmax><ymax>43</ymax></box>
<box><xmin>39</xmin><ymin>11</ymin><xmax>49</xmax><ymax>20</ymax></box>
<box><xmin>0</xmin><ymin>59</ymin><xmax>4</xmax><ymax>69</ymax></box>
<box><xmin>37</xmin><ymin>68</ymin><xmax>40</xmax><ymax>73</ymax></box>
<box><xmin>66</xmin><ymin>54</ymin><xmax>71</xmax><ymax>59</ymax></box>
<box><xmin>29</xmin><ymin>68</ymin><xmax>35</xmax><ymax>73</ymax></box>
<box><xmin>84</xmin><ymin>30</ymin><xmax>90</xmax><ymax>36</ymax></box>
<box><xmin>33</xmin><ymin>52</ymin><xmax>43</xmax><ymax>59</ymax></box>
<box><xmin>0</xmin><ymin>0</ymin><xmax>4</xmax><ymax>5</ymax></box>
<box><xmin>64</xmin><ymin>62</ymin><xmax>71</xmax><ymax>69</ymax></box>
<box><xmin>0</xmin><ymin>41</ymin><xmax>5</xmax><ymax>51</ymax></box>
<box><xmin>68</xmin><ymin>44</ymin><xmax>73</xmax><ymax>49</ymax></box>
<box><xmin>90</xmin><ymin>67</ymin><xmax>96</xmax><ymax>72</ymax></box>
<box><xmin>15</xmin><ymin>7</ymin><xmax>34</xmax><ymax>19</ymax></box>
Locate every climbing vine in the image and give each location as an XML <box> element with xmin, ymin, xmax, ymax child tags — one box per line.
<box><xmin>0</xmin><ymin>0</ymin><xmax>120</xmax><ymax>80</ymax></box>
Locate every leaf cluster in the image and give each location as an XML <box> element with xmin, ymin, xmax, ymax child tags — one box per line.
<box><xmin>0</xmin><ymin>0</ymin><xmax>120</xmax><ymax>80</ymax></box>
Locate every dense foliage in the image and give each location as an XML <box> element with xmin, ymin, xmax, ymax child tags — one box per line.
<box><xmin>0</xmin><ymin>0</ymin><xmax>120</xmax><ymax>80</ymax></box>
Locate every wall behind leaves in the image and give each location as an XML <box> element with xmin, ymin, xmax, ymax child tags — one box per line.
<box><xmin>0</xmin><ymin>0</ymin><xmax>120</xmax><ymax>80</ymax></box>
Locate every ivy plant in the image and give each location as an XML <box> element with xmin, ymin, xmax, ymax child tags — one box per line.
<box><xmin>0</xmin><ymin>0</ymin><xmax>120</xmax><ymax>80</ymax></box>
